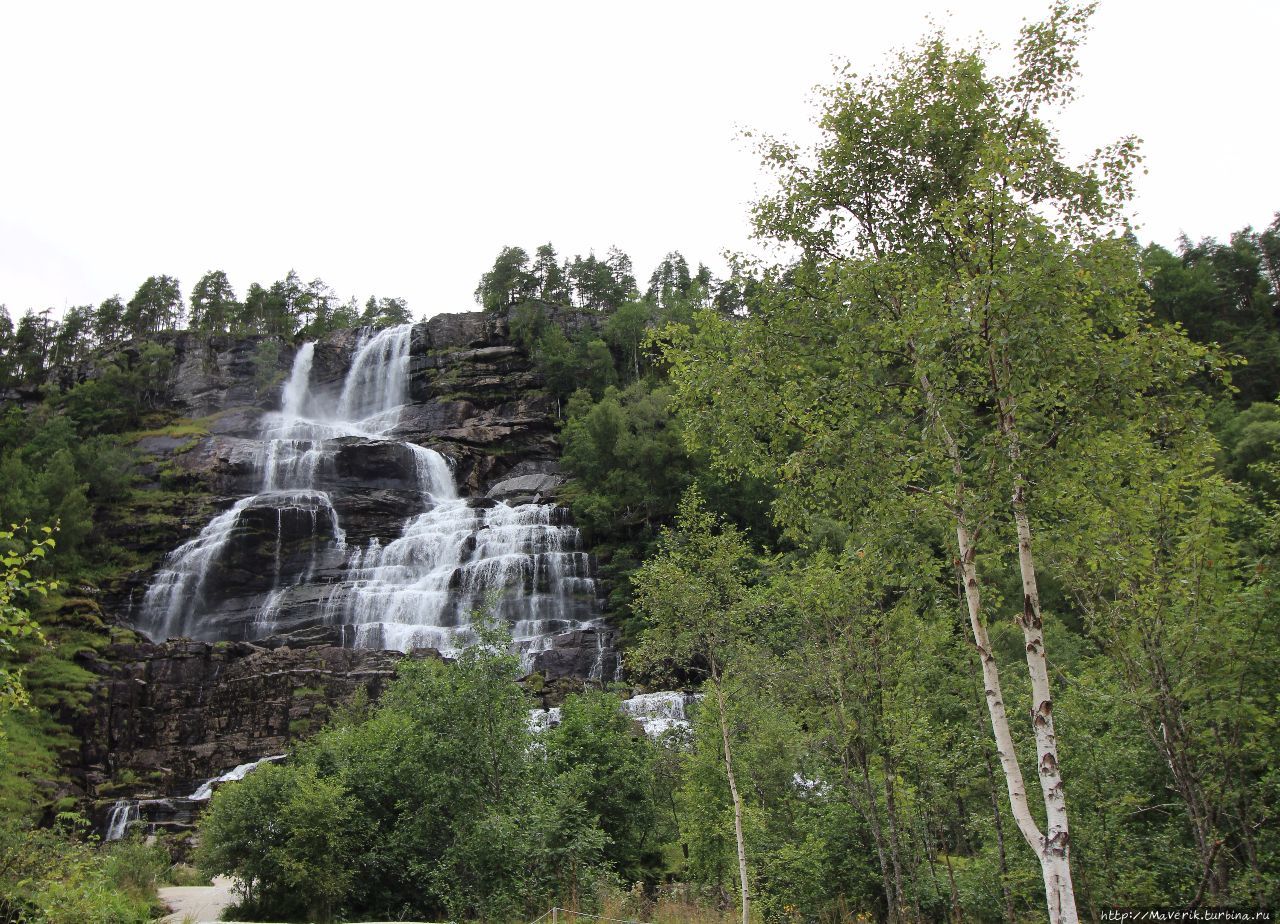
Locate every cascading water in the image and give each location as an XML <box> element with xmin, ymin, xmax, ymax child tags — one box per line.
<box><xmin>137</xmin><ymin>324</ymin><xmax>606</xmax><ymax>666</ymax></box>
<box><xmin>104</xmin><ymin>800</ymin><xmax>139</xmax><ymax>842</ymax></box>
<box><xmin>188</xmin><ymin>755</ymin><xmax>286</xmax><ymax>801</ymax></box>
<box><xmin>529</xmin><ymin>692</ymin><xmax>701</xmax><ymax>738</ymax></box>
<box><xmin>333</xmin><ymin>498</ymin><xmax>597</xmax><ymax>655</ymax></box>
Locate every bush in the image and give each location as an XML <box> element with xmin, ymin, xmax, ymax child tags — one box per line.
<box><xmin>0</xmin><ymin>821</ymin><xmax>162</xmax><ymax>924</ymax></box>
<box><xmin>197</xmin><ymin>621</ymin><xmax>656</xmax><ymax>922</ymax></box>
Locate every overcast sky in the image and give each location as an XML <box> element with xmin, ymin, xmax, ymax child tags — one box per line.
<box><xmin>2</xmin><ymin>0</ymin><xmax>1276</xmax><ymax>322</ymax></box>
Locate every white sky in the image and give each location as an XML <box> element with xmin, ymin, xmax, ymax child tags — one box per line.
<box><xmin>2</xmin><ymin>1</ymin><xmax>1276</xmax><ymax>322</ymax></box>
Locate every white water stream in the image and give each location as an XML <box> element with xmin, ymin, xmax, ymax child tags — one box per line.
<box><xmin>138</xmin><ymin>324</ymin><xmax>604</xmax><ymax>665</ymax></box>
<box><xmin>529</xmin><ymin>691</ymin><xmax>701</xmax><ymax>738</ymax></box>
<box><xmin>188</xmin><ymin>754</ymin><xmax>286</xmax><ymax>801</ymax></box>
<box><xmin>103</xmin><ymin>799</ymin><xmax>138</xmax><ymax>841</ymax></box>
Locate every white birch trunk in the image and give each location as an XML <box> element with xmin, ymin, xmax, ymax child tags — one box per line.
<box><xmin>1011</xmin><ymin>476</ymin><xmax>1079</xmax><ymax>924</ymax></box>
<box><xmin>711</xmin><ymin>663</ymin><xmax>750</xmax><ymax>924</ymax></box>
<box><xmin>917</xmin><ymin>358</ymin><xmax>1079</xmax><ymax>923</ymax></box>
<box><xmin>955</xmin><ymin>519</ymin><xmax>1044</xmax><ymax>853</ymax></box>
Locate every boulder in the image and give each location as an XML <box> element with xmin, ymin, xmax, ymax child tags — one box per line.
<box><xmin>486</xmin><ymin>473</ymin><xmax>565</xmax><ymax>502</ymax></box>
<box><xmin>530</xmin><ymin>626</ymin><xmax>621</xmax><ymax>684</ymax></box>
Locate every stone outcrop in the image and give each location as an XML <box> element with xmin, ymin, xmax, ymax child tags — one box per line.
<box><xmin>75</xmin><ymin>622</ymin><xmax>614</xmax><ymax>840</ymax></box>
<box><xmin>76</xmin><ymin>627</ymin><xmax>435</xmax><ymax>797</ymax></box>
<box><xmin>80</xmin><ymin>307</ymin><xmax>619</xmax><ymax>830</ymax></box>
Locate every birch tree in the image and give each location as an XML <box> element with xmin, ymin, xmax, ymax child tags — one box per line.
<box><xmin>656</xmin><ymin>4</ymin><xmax>1209</xmax><ymax>920</ymax></box>
<box><xmin>631</xmin><ymin>489</ymin><xmax>757</xmax><ymax>924</ymax></box>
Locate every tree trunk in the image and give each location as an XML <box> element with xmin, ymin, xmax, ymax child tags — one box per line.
<box><xmin>837</xmin><ymin>717</ymin><xmax>898</xmax><ymax>922</ymax></box>
<box><xmin>710</xmin><ymin>660</ymin><xmax>750</xmax><ymax>924</ymax></box>
<box><xmin>830</xmin><ymin>640</ymin><xmax>899</xmax><ymax>921</ymax></box>
<box><xmin>858</xmin><ymin>755</ymin><xmax>903</xmax><ymax>922</ymax></box>
<box><xmin>1138</xmin><ymin>639</ymin><xmax>1225</xmax><ymax>900</ymax></box>
<box><xmin>1010</xmin><ymin>477</ymin><xmax>1078</xmax><ymax>922</ymax></box>
<box><xmin>916</xmin><ymin>358</ymin><xmax>1079</xmax><ymax>923</ymax></box>
<box><xmin>976</xmin><ymin>692</ymin><xmax>1017</xmax><ymax>924</ymax></box>
<box><xmin>873</xmin><ymin>649</ymin><xmax>916</xmax><ymax>923</ymax></box>
<box><xmin>943</xmin><ymin>848</ymin><xmax>962</xmax><ymax>924</ymax></box>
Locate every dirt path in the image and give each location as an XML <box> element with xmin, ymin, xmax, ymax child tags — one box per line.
<box><xmin>158</xmin><ymin>875</ymin><xmax>237</xmax><ymax>923</ymax></box>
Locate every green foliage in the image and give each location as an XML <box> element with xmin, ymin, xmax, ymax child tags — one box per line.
<box><xmin>4</xmin><ymin>267</ymin><xmax>417</xmax><ymax>388</ymax></box>
<box><xmin>603</xmin><ymin>299</ymin><xmax>657</xmax><ymax>383</ymax></box>
<box><xmin>122</xmin><ymin>275</ymin><xmax>183</xmax><ymax>338</ymax></box>
<box><xmin>533</xmin><ymin>325</ymin><xmax>618</xmax><ymax>407</ymax></box>
<box><xmin>198</xmin><ymin>620</ymin><xmax>664</xmax><ymax>921</ymax></box>
<box><xmin>562</xmin><ymin>384</ymin><xmax>692</xmax><ymax>537</ymax></box>
<box><xmin>1217</xmin><ymin>400</ymin><xmax>1280</xmax><ymax>496</ymax></box>
<box><xmin>542</xmin><ymin>691</ymin><xmax>661</xmax><ymax>880</ymax></box>
<box><xmin>58</xmin><ymin>341</ymin><xmax>175</xmax><ymax>434</ymax></box>
<box><xmin>0</xmin><ymin>709</ymin><xmax>61</xmax><ymax>821</ymax></box>
<box><xmin>199</xmin><ymin>762</ymin><xmax>358</xmax><ymax>922</ymax></box>
<box><xmin>0</xmin><ymin>822</ymin><xmax>163</xmax><ymax>924</ymax></box>
<box><xmin>251</xmin><ymin>338</ymin><xmax>283</xmax><ymax>395</ymax></box>
<box><xmin>0</xmin><ymin>524</ymin><xmax>55</xmax><ymax>718</ymax></box>
<box><xmin>359</xmin><ymin>295</ymin><xmax>412</xmax><ymax>330</ymax></box>
<box><xmin>641</xmin><ymin>2</ymin><xmax>1280</xmax><ymax>913</ymax></box>
<box><xmin>631</xmin><ymin>489</ymin><xmax>755</xmax><ymax>682</ymax></box>
<box><xmin>189</xmin><ymin>269</ymin><xmax>241</xmax><ymax>333</ymax></box>
<box><xmin>1145</xmin><ymin>217</ymin><xmax>1280</xmax><ymax>406</ymax></box>
<box><xmin>0</xmin><ymin>408</ymin><xmax>124</xmax><ymax>567</ymax></box>
<box><xmin>475</xmin><ymin>246</ymin><xmax>536</xmax><ymax>312</ymax></box>
<box><xmin>1047</xmin><ymin>421</ymin><xmax>1280</xmax><ymax>904</ymax></box>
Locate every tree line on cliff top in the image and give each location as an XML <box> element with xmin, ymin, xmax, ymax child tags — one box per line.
<box><xmin>0</xmin><ymin>269</ymin><xmax>415</xmax><ymax>391</ymax></box>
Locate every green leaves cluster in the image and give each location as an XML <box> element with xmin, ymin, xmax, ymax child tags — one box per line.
<box><xmin>198</xmin><ymin>622</ymin><xmax>671</xmax><ymax>922</ymax></box>
<box><xmin>629</xmin><ymin>1</ymin><xmax>1280</xmax><ymax>915</ymax></box>
<box><xmin>0</xmin><ymin>269</ymin><xmax>413</xmax><ymax>392</ymax></box>
<box><xmin>0</xmin><ymin>524</ymin><xmax>55</xmax><ymax>718</ymax></box>
<box><xmin>0</xmin><ymin>820</ymin><xmax>166</xmax><ymax>924</ymax></box>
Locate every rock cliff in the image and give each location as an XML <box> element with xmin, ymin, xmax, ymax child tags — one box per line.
<box><xmin>78</xmin><ymin>308</ymin><xmax>620</xmax><ymax>830</ymax></box>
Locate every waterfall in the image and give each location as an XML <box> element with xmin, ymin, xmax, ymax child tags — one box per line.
<box><xmin>139</xmin><ymin>496</ymin><xmax>254</xmax><ymax>640</ymax></box>
<box><xmin>188</xmin><ymin>755</ymin><xmax>286</xmax><ymax>801</ymax></box>
<box><xmin>529</xmin><ymin>692</ymin><xmax>701</xmax><ymax>738</ymax></box>
<box><xmin>622</xmin><ymin>691</ymin><xmax>701</xmax><ymax>737</ymax></box>
<box><xmin>104</xmin><ymin>800</ymin><xmax>138</xmax><ymax>841</ymax></box>
<box><xmin>335</xmin><ymin>326</ymin><xmax>413</xmax><ymax>428</ymax></box>
<box><xmin>336</xmin><ymin>499</ymin><xmax>595</xmax><ymax>657</ymax></box>
<box><xmin>137</xmin><ymin>323</ymin><xmax>605</xmax><ymax>667</ymax></box>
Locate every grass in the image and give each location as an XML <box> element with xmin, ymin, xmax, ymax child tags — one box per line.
<box><xmin>595</xmin><ymin>881</ymin><xmax>746</xmax><ymax>924</ymax></box>
<box><xmin>163</xmin><ymin>863</ymin><xmax>212</xmax><ymax>887</ymax></box>
<box><xmin>126</xmin><ymin>418</ymin><xmax>213</xmax><ymax>442</ymax></box>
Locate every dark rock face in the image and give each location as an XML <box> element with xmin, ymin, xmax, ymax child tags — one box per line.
<box><xmin>78</xmin><ymin>627</ymin><xmax>611</xmax><ymax>842</ymax></box>
<box><xmin>77</xmin><ymin>628</ymin><xmax>441</xmax><ymax>840</ymax></box>
<box><xmin>165</xmin><ymin>333</ymin><xmax>285</xmax><ymax>419</ymax></box>
<box><xmin>76</xmin><ymin>629</ymin><xmax>433</xmax><ymax>795</ymax></box>
<box><xmin>531</xmin><ymin>626</ymin><xmax>621</xmax><ymax>683</ymax></box>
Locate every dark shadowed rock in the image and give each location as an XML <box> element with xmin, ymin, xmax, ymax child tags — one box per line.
<box><xmin>530</xmin><ymin>626</ymin><xmax>621</xmax><ymax>684</ymax></box>
<box><xmin>75</xmin><ymin>632</ymin><xmax>441</xmax><ymax>797</ymax></box>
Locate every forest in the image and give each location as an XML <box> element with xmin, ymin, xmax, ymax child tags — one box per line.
<box><xmin>1</xmin><ymin>3</ymin><xmax>1279</xmax><ymax>922</ymax></box>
